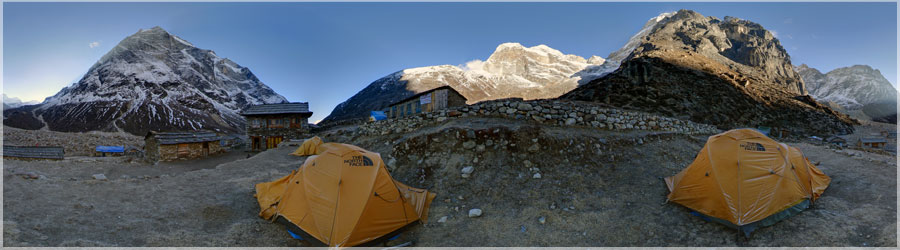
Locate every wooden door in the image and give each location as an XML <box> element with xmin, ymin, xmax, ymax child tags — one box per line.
<box><xmin>252</xmin><ymin>137</ymin><xmax>261</xmax><ymax>151</ymax></box>
<box><xmin>202</xmin><ymin>142</ymin><xmax>210</xmax><ymax>156</ymax></box>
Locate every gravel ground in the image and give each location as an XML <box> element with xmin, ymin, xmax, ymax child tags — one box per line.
<box><xmin>2</xmin><ymin>119</ymin><xmax>896</xmax><ymax>247</ymax></box>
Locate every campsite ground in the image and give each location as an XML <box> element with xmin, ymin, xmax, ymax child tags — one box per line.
<box><xmin>2</xmin><ymin>120</ymin><xmax>896</xmax><ymax>247</ymax></box>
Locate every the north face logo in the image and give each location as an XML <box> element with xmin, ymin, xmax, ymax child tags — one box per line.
<box><xmin>344</xmin><ymin>155</ymin><xmax>374</xmax><ymax>167</ymax></box>
<box><xmin>740</xmin><ymin>142</ymin><xmax>766</xmax><ymax>152</ymax></box>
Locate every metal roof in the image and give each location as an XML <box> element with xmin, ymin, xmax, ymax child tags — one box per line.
<box><xmin>3</xmin><ymin>145</ymin><xmax>65</xmax><ymax>159</ymax></box>
<box><xmin>240</xmin><ymin>102</ymin><xmax>311</xmax><ymax>116</ymax></box>
<box><xmin>860</xmin><ymin>138</ymin><xmax>888</xmax><ymax>143</ymax></box>
<box><xmin>147</xmin><ymin>132</ymin><xmax>222</xmax><ymax>145</ymax></box>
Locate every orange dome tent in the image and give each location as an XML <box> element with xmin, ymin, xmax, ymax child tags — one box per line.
<box><xmin>290</xmin><ymin>136</ymin><xmax>323</xmax><ymax>156</ymax></box>
<box><xmin>665</xmin><ymin>129</ymin><xmax>830</xmax><ymax>236</ymax></box>
<box><xmin>256</xmin><ymin>142</ymin><xmax>436</xmax><ymax>247</ymax></box>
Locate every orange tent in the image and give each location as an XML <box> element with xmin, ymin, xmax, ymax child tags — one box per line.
<box><xmin>256</xmin><ymin>142</ymin><xmax>435</xmax><ymax>247</ymax></box>
<box><xmin>665</xmin><ymin>128</ymin><xmax>830</xmax><ymax>236</ymax></box>
<box><xmin>290</xmin><ymin>136</ymin><xmax>323</xmax><ymax>156</ymax></box>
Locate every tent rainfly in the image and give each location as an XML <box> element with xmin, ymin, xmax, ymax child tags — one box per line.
<box><xmin>256</xmin><ymin>140</ymin><xmax>435</xmax><ymax>247</ymax></box>
<box><xmin>665</xmin><ymin>129</ymin><xmax>830</xmax><ymax>236</ymax></box>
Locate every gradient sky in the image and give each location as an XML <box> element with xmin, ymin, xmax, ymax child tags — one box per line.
<box><xmin>3</xmin><ymin>2</ymin><xmax>897</xmax><ymax>123</ymax></box>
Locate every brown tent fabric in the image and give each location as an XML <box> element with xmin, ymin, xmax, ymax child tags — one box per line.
<box><xmin>256</xmin><ymin>142</ymin><xmax>435</xmax><ymax>247</ymax></box>
<box><xmin>665</xmin><ymin>129</ymin><xmax>830</xmax><ymax>227</ymax></box>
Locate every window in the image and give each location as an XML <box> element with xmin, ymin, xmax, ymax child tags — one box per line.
<box><xmin>269</xmin><ymin>118</ymin><xmax>282</xmax><ymax>128</ymax></box>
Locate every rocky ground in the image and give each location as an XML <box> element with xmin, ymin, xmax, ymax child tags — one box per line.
<box><xmin>3</xmin><ymin>117</ymin><xmax>896</xmax><ymax>247</ymax></box>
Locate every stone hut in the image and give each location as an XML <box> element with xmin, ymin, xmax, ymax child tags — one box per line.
<box><xmin>858</xmin><ymin>138</ymin><xmax>888</xmax><ymax>149</ymax></box>
<box><xmin>2</xmin><ymin>145</ymin><xmax>64</xmax><ymax>160</ymax></box>
<box><xmin>384</xmin><ymin>86</ymin><xmax>467</xmax><ymax>119</ymax></box>
<box><xmin>144</xmin><ymin>131</ymin><xmax>224</xmax><ymax>162</ymax></box>
<box><xmin>240</xmin><ymin>102</ymin><xmax>313</xmax><ymax>151</ymax></box>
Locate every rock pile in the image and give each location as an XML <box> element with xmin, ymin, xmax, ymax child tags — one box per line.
<box><xmin>357</xmin><ymin>99</ymin><xmax>719</xmax><ymax>136</ymax></box>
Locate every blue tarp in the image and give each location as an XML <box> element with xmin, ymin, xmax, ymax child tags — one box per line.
<box><xmin>370</xmin><ymin>111</ymin><xmax>387</xmax><ymax>121</ymax></box>
<box><xmin>95</xmin><ymin>146</ymin><xmax>125</xmax><ymax>153</ymax></box>
<box><xmin>755</xmin><ymin>126</ymin><xmax>771</xmax><ymax>136</ymax></box>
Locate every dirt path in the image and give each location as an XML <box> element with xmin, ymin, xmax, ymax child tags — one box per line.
<box><xmin>2</xmin><ymin>120</ymin><xmax>896</xmax><ymax>247</ymax></box>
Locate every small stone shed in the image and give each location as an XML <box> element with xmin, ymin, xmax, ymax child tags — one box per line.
<box><xmin>384</xmin><ymin>86</ymin><xmax>467</xmax><ymax>119</ymax></box>
<box><xmin>2</xmin><ymin>145</ymin><xmax>65</xmax><ymax>160</ymax></box>
<box><xmin>858</xmin><ymin>138</ymin><xmax>888</xmax><ymax>149</ymax></box>
<box><xmin>144</xmin><ymin>131</ymin><xmax>225</xmax><ymax>162</ymax></box>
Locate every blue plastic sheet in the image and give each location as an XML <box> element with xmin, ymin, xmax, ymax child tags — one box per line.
<box><xmin>95</xmin><ymin>146</ymin><xmax>124</xmax><ymax>153</ymax></box>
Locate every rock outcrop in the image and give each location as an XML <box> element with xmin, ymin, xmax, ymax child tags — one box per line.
<box><xmin>355</xmin><ymin>99</ymin><xmax>719</xmax><ymax>137</ymax></box>
<box><xmin>562</xmin><ymin>9</ymin><xmax>855</xmax><ymax>136</ymax></box>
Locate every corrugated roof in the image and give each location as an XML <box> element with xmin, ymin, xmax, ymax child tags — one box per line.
<box><xmin>3</xmin><ymin>145</ymin><xmax>65</xmax><ymax>159</ymax></box>
<box><xmin>241</xmin><ymin>102</ymin><xmax>311</xmax><ymax>116</ymax></box>
<box><xmin>148</xmin><ymin>132</ymin><xmax>222</xmax><ymax>145</ymax></box>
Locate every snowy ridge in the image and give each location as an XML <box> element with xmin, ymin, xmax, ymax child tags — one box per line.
<box><xmin>573</xmin><ymin>12</ymin><xmax>676</xmax><ymax>84</ymax></box>
<box><xmin>397</xmin><ymin>42</ymin><xmax>604</xmax><ymax>101</ymax></box>
<box><xmin>2</xmin><ymin>94</ymin><xmax>40</xmax><ymax>109</ymax></box>
<box><xmin>322</xmin><ymin>43</ymin><xmax>604</xmax><ymax>122</ymax></box>
<box><xmin>795</xmin><ymin>64</ymin><xmax>897</xmax><ymax>109</ymax></box>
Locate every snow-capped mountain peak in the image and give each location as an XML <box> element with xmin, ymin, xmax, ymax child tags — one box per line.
<box><xmin>4</xmin><ymin>26</ymin><xmax>288</xmax><ymax>135</ymax></box>
<box><xmin>795</xmin><ymin>64</ymin><xmax>898</xmax><ymax>109</ymax></box>
<box><xmin>322</xmin><ymin>43</ymin><xmax>604</xmax><ymax>123</ymax></box>
<box><xmin>2</xmin><ymin>94</ymin><xmax>41</xmax><ymax>109</ymax></box>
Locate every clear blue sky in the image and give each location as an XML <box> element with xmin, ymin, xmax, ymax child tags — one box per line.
<box><xmin>4</xmin><ymin>2</ymin><xmax>897</xmax><ymax>123</ymax></box>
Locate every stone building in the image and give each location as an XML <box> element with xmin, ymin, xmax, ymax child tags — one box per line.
<box><xmin>384</xmin><ymin>86</ymin><xmax>467</xmax><ymax>119</ymax></box>
<box><xmin>144</xmin><ymin>131</ymin><xmax>225</xmax><ymax>162</ymax></box>
<box><xmin>858</xmin><ymin>138</ymin><xmax>888</xmax><ymax>149</ymax></box>
<box><xmin>240</xmin><ymin>102</ymin><xmax>313</xmax><ymax>151</ymax></box>
<box><xmin>2</xmin><ymin>145</ymin><xmax>64</xmax><ymax>160</ymax></box>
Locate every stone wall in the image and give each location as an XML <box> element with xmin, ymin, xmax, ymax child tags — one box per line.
<box><xmin>358</xmin><ymin>99</ymin><xmax>720</xmax><ymax>136</ymax></box>
<box><xmin>145</xmin><ymin>138</ymin><xmax>160</xmax><ymax>163</ymax></box>
<box><xmin>157</xmin><ymin>141</ymin><xmax>225</xmax><ymax>162</ymax></box>
<box><xmin>2</xmin><ymin>156</ymin><xmax>62</xmax><ymax>161</ymax></box>
<box><xmin>247</xmin><ymin>128</ymin><xmax>309</xmax><ymax>141</ymax></box>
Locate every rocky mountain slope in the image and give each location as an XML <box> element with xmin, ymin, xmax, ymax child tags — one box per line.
<box><xmin>795</xmin><ymin>64</ymin><xmax>897</xmax><ymax>123</ymax></box>
<box><xmin>562</xmin><ymin>10</ymin><xmax>856</xmax><ymax>136</ymax></box>
<box><xmin>3</xmin><ymin>27</ymin><xmax>287</xmax><ymax>135</ymax></box>
<box><xmin>321</xmin><ymin>43</ymin><xmax>604</xmax><ymax>123</ymax></box>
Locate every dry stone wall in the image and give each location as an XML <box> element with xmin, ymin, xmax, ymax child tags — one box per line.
<box><xmin>157</xmin><ymin>141</ymin><xmax>225</xmax><ymax>162</ymax></box>
<box><xmin>358</xmin><ymin>99</ymin><xmax>719</xmax><ymax>136</ymax></box>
